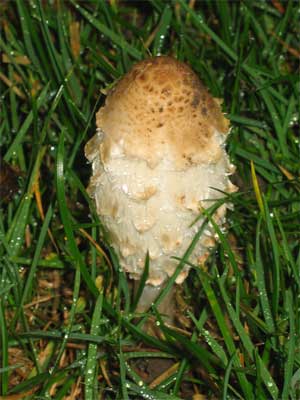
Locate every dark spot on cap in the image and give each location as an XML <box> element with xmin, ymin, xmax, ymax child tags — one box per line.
<box><xmin>201</xmin><ymin>107</ymin><xmax>208</xmax><ymax>115</ymax></box>
<box><xmin>161</xmin><ymin>87</ymin><xmax>171</xmax><ymax>95</ymax></box>
<box><xmin>191</xmin><ymin>93</ymin><xmax>200</xmax><ymax>107</ymax></box>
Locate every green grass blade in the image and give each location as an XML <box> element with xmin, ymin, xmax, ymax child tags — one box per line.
<box><xmin>85</xmin><ymin>290</ymin><xmax>103</xmax><ymax>400</ymax></box>
<box><xmin>19</xmin><ymin>204</ymin><xmax>53</xmax><ymax>306</ymax></box>
<box><xmin>218</xmin><ymin>280</ymin><xmax>279</xmax><ymax>399</ymax></box>
<box><xmin>131</xmin><ymin>251</ymin><xmax>149</xmax><ymax>312</ymax></box>
<box><xmin>152</xmin><ymin>5</ymin><xmax>172</xmax><ymax>56</ymax></box>
<box><xmin>70</xmin><ymin>1</ymin><xmax>141</xmax><ymax>60</ymax></box>
<box><xmin>254</xmin><ymin>216</ymin><xmax>276</xmax><ymax>333</ymax></box>
<box><xmin>262</xmin><ymin>196</ymin><xmax>280</xmax><ymax>316</ymax></box>
<box><xmin>281</xmin><ymin>289</ymin><xmax>296</xmax><ymax>399</ymax></box>
<box><xmin>196</xmin><ymin>270</ymin><xmax>253</xmax><ymax>399</ymax></box>
<box><xmin>4</xmin><ymin>84</ymin><xmax>49</xmax><ymax>162</ymax></box>
<box><xmin>0</xmin><ymin>300</ymin><xmax>9</xmax><ymax>395</ymax></box>
<box><xmin>119</xmin><ymin>344</ymin><xmax>129</xmax><ymax>400</ymax></box>
<box><xmin>56</xmin><ymin>130</ymin><xmax>97</xmax><ymax>297</ymax></box>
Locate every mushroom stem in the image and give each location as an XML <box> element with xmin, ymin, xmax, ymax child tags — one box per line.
<box><xmin>134</xmin><ymin>281</ymin><xmax>176</xmax><ymax>323</ymax></box>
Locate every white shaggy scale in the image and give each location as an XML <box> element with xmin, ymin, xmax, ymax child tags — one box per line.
<box><xmin>87</xmin><ymin>130</ymin><xmax>233</xmax><ymax>286</ymax></box>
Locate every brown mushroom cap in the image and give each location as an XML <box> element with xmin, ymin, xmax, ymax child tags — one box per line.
<box><xmin>96</xmin><ymin>56</ymin><xmax>229</xmax><ymax>169</ymax></box>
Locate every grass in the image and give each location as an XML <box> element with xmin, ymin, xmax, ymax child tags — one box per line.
<box><xmin>0</xmin><ymin>0</ymin><xmax>299</xmax><ymax>398</ymax></box>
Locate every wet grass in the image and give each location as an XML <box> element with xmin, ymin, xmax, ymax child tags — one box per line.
<box><xmin>0</xmin><ymin>0</ymin><xmax>299</xmax><ymax>399</ymax></box>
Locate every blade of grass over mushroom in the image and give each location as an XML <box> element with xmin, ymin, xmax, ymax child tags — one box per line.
<box><xmin>149</xmin><ymin>202</ymin><xmax>226</xmax><ymax>316</ymax></box>
<box><xmin>108</xmin><ymin>246</ymin><xmax>131</xmax><ymax>314</ymax></box>
<box><xmin>131</xmin><ymin>251</ymin><xmax>149</xmax><ymax>312</ymax></box>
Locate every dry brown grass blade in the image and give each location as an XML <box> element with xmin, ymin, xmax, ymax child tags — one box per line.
<box><xmin>271</xmin><ymin>0</ymin><xmax>285</xmax><ymax>14</ymax></box>
<box><xmin>65</xmin><ymin>376</ymin><xmax>81</xmax><ymax>400</ymax></box>
<box><xmin>278</xmin><ymin>165</ymin><xmax>296</xmax><ymax>180</ymax></box>
<box><xmin>33</xmin><ymin>175</ymin><xmax>59</xmax><ymax>252</ymax></box>
<box><xmin>70</xmin><ymin>21</ymin><xmax>80</xmax><ymax>59</ymax></box>
<box><xmin>78</xmin><ymin>228</ymin><xmax>114</xmax><ymax>294</ymax></box>
<box><xmin>148</xmin><ymin>361</ymin><xmax>179</xmax><ymax>389</ymax></box>
<box><xmin>270</xmin><ymin>31</ymin><xmax>300</xmax><ymax>58</ymax></box>
<box><xmin>2</xmin><ymin>54</ymin><xmax>31</xmax><ymax>65</ymax></box>
<box><xmin>0</xmin><ymin>388</ymin><xmax>37</xmax><ymax>400</ymax></box>
<box><xmin>0</xmin><ymin>72</ymin><xmax>26</xmax><ymax>99</ymax></box>
<box><xmin>99</xmin><ymin>358</ymin><xmax>113</xmax><ymax>387</ymax></box>
<box><xmin>24</xmin><ymin>295</ymin><xmax>58</xmax><ymax>309</ymax></box>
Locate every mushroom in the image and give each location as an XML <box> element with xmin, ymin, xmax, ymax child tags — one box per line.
<box><xmin>85</xmin><ymin>56</ymin><xmax>237</xmax><ymax>320</ymax></box>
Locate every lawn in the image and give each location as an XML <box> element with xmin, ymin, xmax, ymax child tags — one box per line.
<box><xmin>0</xmin><ymin>1</ymin><xmax>299</xmax><ymax>399</ymax></box>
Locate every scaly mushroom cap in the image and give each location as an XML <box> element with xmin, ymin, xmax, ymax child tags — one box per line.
<box><xmin>94</xmin><ymin>56</ymin><xmax>229</xmax><ymax>169</ymax></box>
<box><xmin>85</xmin><ymin>56</ymin><xmax>237</xmax><ymax>286</ymax></box>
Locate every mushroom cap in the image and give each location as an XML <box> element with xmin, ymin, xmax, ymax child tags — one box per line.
<box><xmin>86</xmin><ymin>56</ymin><xmax>237</xmax><ymax>286</ymax></box>
<box><xmin>95</xmin><ymin>56</ymin><xmax>229</xmax><ymax>169</ymax></box>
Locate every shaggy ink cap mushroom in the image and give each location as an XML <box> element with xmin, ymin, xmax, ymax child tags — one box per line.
<box><xmin>85</xmin><ymin>56</ymin><xmax>237</xmax><ymax>296</ymax></box>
